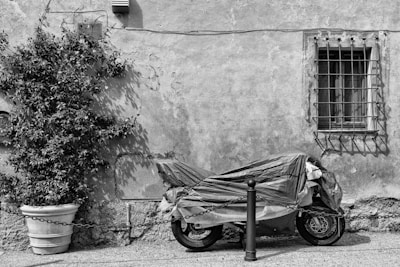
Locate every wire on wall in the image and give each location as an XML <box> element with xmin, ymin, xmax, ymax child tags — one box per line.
<box><xmin>49</xmin><ymin>10</ymin><xmax>109</xmax><ymax>28</ymax></box>
<box><xmin>119</xmin><ymin>27</ymin><xmax>398</xmax><ymax>36</ymax></box>
<box><xmin>42</xmin><ymin>0</ymin><xmax>399</xmax><ymax>37</ymax></box>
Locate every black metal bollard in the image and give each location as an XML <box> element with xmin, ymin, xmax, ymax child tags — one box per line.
<box><xmin>244</xmin><ymin>179</ymin><xmax>257</xmax><ymax>261</ymax></box>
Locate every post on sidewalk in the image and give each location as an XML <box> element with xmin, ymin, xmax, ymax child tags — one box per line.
<box><xmin>244</xmin><ymin>179</ymin><xmax>257</xmax><ymax>261</ymax></box>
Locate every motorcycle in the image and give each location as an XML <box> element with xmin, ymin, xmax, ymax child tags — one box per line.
<box><xmin>156</xmin><ymin>153</ymin><xmax>345</xmax><ymax>250</ymax></box>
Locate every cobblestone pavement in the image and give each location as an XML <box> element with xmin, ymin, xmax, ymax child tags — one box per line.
<box><xmin>2</xmin><ymin>232</ymin><xmax>400</xmax><ymax>267</ymax></box>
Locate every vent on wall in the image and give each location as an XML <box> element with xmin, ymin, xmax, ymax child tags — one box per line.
<box><xmin>112</xmin><ymin>0</ymin><xmax>130</xmax><ymax>13</ymax></box>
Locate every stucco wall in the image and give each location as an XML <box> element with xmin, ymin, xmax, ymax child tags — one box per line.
<box><xmin>1</xmin><ymin>0</ymin><xmax>400</xmax><ymax>201</ymax></box>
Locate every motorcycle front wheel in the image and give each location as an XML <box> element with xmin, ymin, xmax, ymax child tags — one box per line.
<box><xmin>171</xmin><ymin>219</ymin><xmax>223</xmax><ymax>250</ymax></box>
<box><xmin>296</xmin><ymin>206</ymin><xmax>345</xmax><ymax>246</ymax></box>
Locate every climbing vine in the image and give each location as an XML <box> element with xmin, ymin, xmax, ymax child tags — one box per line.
<box><xmin>0</xmin><ymin>27</ymin><xmax>139</xmax><ymax>206</ymax></box>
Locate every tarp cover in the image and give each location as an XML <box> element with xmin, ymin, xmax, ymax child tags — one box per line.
<box><xmin>158</xmin><ymin>153</ymin><xmax>309</xmax><ymax>227</ymax></box>
<box><xmin>156</xmin><ymin>159</ymin><xmax>214</xmax><ymax>187</ymax></box>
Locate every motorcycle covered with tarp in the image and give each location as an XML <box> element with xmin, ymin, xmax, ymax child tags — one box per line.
<box><xmin>156</xmin><ymin>153</ymin><xmax>345</xmax><ymax>250</ymax></box>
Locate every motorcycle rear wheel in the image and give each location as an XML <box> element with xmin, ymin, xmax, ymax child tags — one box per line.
<box><xmin>171</xmin><ymin>219</ymin><xmax>223</xmax><ymax>250</ymax></box>
<box><xmin>296</xmin><ymin>206</ymin><xmax>345</xmax><ymax>246</ymax></box>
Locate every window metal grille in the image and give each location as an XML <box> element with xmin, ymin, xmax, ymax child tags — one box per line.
<box><xmin>306</xmin><ymin>32</ymin><xmax>388</xmax><ymax>155</ymax></box>
<box><xmin>314</xmin><ymin>37</ymin><xmax>381</xmax><ymax>134</ymax></box>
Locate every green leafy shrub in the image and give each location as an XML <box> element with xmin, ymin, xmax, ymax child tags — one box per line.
<box><xmin>0</xmin><ymin>27</ymin><xmax>137</xmax><ymax>206</ymax></box>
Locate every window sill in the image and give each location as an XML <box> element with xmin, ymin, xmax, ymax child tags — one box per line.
<box><xmin>316</xmin><ymin>129</ymin><xmax>378</xmax><ymax>135</ymax></box>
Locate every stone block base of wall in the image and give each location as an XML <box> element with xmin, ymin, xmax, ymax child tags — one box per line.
<box><xmin>2</xmin><ymin>197</ymin><xmax>400</xmax><ymax>251</ymax></box>
<box><xmin>71</xmin><ymin>200</ymin><xmax>174</xmax><ymax>249</ymax></box>
<box><xmin>0</xmin><ymin>203</ymin><xmax>29</xmax><ymax>251</ymax></box>
<box><xmin>343</xmin><ymin>196</ymin><xmax>400</xmax><ymax>232</ymax></box>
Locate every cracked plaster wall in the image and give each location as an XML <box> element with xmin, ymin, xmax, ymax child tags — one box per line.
<box><xmin>1</xmin><ymin>0</ymin><xmax>400</xmax><ymax>205</ymax></box>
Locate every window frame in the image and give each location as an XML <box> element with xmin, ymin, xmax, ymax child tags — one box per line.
<box><xmin>303</xmin><ymin>31</ymin><xmax>389</xmax><ymax>155</ymax></box>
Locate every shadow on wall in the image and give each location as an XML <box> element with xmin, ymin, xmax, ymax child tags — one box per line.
<box><xmin>90</xmin><ymin>66</ymin><xmax>153</xmax><ymax>201</ymax></box>
<box><xmin>114</xmin><ymin>0</ymin><xmax>143</xmax><ymax>28</ymax></box>
<box><xmin>70</xmin><ymin>66</ymin><xmax>157</xmax><ymax>247</ymax></box>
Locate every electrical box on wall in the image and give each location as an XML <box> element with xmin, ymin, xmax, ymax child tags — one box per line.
<box><xmin>112</xmin><ymin>0</ymin><xmax>130</xmax><ymax>13</ymax></box>
<box><xmin>77</xmin><ymin>23</ymin><xmax>103</xmax><ymax>40</ymax></box>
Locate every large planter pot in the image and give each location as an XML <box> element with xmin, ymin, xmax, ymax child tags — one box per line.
<box><xmin>20</xmin><ymin>204</ymin><xmax>79</xmax><ymax>255</ymax></box>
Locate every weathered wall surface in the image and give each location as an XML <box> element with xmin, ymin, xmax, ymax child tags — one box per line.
<box><xmin>102</xmin><ymin>0</ymin><xmax>400</xmax><ymax>200</ymax></box>
<box><xmin>0</xmin><ymin>203</ymin><xmax>28</xmax><ymax>250</ymax></box>
<box><xmin>2</xmin><ymin>0</ymin><xmax>400</xmax><ymax>248</ymax></box>
<box><xmin>1</xmin><ymin>0</ymin><xmax>400</xmax><ymax>199</ymax></box>
<box><xmin>111</xmin><ymin>0</ymin><xmax>400</xmax><ymax>200</ymax></box>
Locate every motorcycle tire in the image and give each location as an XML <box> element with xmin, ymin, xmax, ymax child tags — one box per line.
<box><xmin>296</xmin><ymin>206</ymin><xmax>345</xmax><ymax>246</ymax></box>
<box><xmin>171</xmin><ymin>219</ymin><xmax>223</xmax><ymax>250</ymax></box>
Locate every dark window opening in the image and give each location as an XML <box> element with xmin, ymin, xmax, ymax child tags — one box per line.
<box><xmin>317</xmin><ymin>47</ymin><xmax>378</xmax><ymax>131</ymax></box>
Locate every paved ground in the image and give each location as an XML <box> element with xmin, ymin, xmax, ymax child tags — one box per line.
<box><xmin>1</xmin><ymin>232</ymin><xmax>400</xmax><ymax>267</ymax></box>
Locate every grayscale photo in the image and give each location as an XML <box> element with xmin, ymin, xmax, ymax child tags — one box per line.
<box><xmin>1</xmin><ymin>0</ymin><xmax>399</xmax><ymax>266</ymax></box>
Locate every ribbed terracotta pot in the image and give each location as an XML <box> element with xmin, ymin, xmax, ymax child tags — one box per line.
<box><xmin>20</xmin><ymin>204</ymin><xmax>79</xmax><ymax>255</ymax></box>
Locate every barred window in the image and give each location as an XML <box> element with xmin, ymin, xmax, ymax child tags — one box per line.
<box><xmin>305</xmin><ymin>32</ymin><xmax>388</xmax><ymax>155</ymax></box>
<box><xmin>315</xmin><ymin>37</ymin><xmax>381</xmax><ymax>133</ymax></box>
